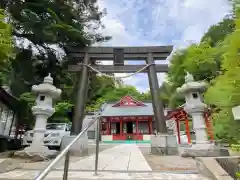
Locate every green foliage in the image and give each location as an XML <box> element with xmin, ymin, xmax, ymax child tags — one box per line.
<box><xmin>1</xmin><ymin>0</ymin><xmax>111</xmax><ymax>95</ymax></box>
<box><xmin>7</xmin><ymin>0</ymin><xmax>110</xmax><ymax>47</ymax></box>
<box><xmin>54</xmin><ymin>101</ymin><xmax>73</xmax><ymax>117</ymax></box>
<box><xmin>20</xmin><ymin>92</ymin><xmax>36</xmax><ymax>106</ymax></box>
<box><xmin>168</xmin><ymin>50</ymin><xmax>187</xmax><ymax>89</ymax></box>
<box><xmin>86</xmin><ymin>84</ymin><xmax>148</xmax><ymax>112</ymax></box>
<box><xmin>236</xmin><ymin>172</ymin><xmax>240</xmax><ymax>179</ymax></box>
<box><xmin>166</xmin><ymin>41</ymin><xmax>222</xmax><ymax>108</ymax></box>
<box><xmin>0</xmin><ymin>9</ymin><xmax>13</xmax><ymax>84</ymax></box>
<box><xmin>0</xmin><ymin>9</ymin><xmax>12</xmax><ymax>60</ymax></box>
<box><xmin>231</xmin><ymin>144</ymin><xmax>240</xmax><ymax>152</ymax></box>
<box><xmin>184</xmin><ymin>43</ymin><xmax>221</xmax><ymax>81</ymax></box>
<box><xmin>204</xmin><ymin>1</ymin><xmax>240</xmax><ymax>142</ymax></box>
<box><xmin>201</xmin><ymin>17</ymin><xmax>235</xmax><ymax>47</ymax></box>
<box><xmin>49</xmin><ymin>101</ymin><xmax>73</xmax><ymax>123</ymax></box>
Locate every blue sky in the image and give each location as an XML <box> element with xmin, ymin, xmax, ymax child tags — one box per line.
<box><xmin>96</xmin><ymin>0</ymin><xmax>231</xmax><ymax>92</ymax></box>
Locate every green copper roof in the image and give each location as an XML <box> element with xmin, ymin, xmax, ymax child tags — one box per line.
<box><xmin>101</xmin><ymin>103</ymin><xmax>154</xmax><ymax>116</ymax></box>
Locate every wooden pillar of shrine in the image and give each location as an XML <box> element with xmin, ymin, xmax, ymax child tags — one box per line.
<box><xmin>149</xmin><ymin>118</ymin><xmax>153</xmax><ymax>134</ymax></box>
<box><xmin>106</xmin><ymin>118</ymin><xmax>110</xmax><ymax>135</ymax></box>
<box><xmin>120</xmin><ymin>119</ymin><xmax>123</xmax><ymax>136</ymax></box>
<box><xmin>205</xmin><ymin>113</ymin><xmax>214</xmax><ymax>142</ymax></box>
<box><xmin>136</xmin><ymin>119</ymin><xmax>139</xmax><ymax>134</ymax></box>
<box><xmin>109</xmin><ymin>119</ymin><xmax>111</xmax><ymax>135</ymax></box>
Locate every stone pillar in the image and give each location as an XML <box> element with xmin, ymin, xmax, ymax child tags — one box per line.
<box><xmin>72</xmin><ymin>52</ymin><xmax>89</xmax><ymax>135</ymax></box>
<box><xmin>177</xmin><ymin>72</ymin><xmax>229</xmax><ymax>157</ymax></box>
<box><xmin>146</xmin><ymin>53</ymin><xmax>167</xmax><ymax>133</ymax></box>
<box><xmin>191</xmin><ymin>113</ymin><xmax>208</xmax><ymax>144</ymax></box>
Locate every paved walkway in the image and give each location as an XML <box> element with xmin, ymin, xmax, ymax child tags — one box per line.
<box><xmin>0</xmin><ymin>144</ymin><xmax>209</xmax><ymax>179</ymax></box>
<box><xmin>0</xmin><ymin>159</ymin><xmax>5</xmax><ymax>164</ymax></box>
<box><xmin>56</xmin><ymin>144</ymin><xmax>151</xmax><ymax>171</ymax></box>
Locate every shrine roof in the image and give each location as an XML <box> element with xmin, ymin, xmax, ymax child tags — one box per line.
<box><xmin>100</xmin><ymin>95</ymin><xmax>171</xmax><ymax>117</ymax></box>
<box><xmin>101</xmin><ymin>102</ymin><xmax>154</xmax><ymax>117</ymax></box>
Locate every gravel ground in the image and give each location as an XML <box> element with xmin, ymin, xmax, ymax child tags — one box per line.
<box><xmin>139</xmin><ymin>146</ymin><xmax>240</xmax><ymax>171</ymax></box>
<box><xmin>138</xmin><ymin>147</ymin><xmax>198</xmax><ymax>171</ymax></box>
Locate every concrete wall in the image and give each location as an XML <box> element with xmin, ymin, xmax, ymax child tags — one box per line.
<box><xmin>61</xmin><ymin>132</ymin><xmax>88</xmax><ymax>156</ymax></box>
<box><xmin>87</xmin><ymin>130</ymin><xmax>95</xmax><ymax>139</ymax></box>
<box><xmin>143</xmin><ymin>135</ymin><xmax>151</xmax><ymax>141</ymax></box>
<box><xmin>82</xmin><ymin>115</ymin><xmax>97</xmax><ymax>131</ymax></box>
<box><xmin>102</xmin><ymin>135</ymin><xmax>113</xmax><ymax>141</ymax></box>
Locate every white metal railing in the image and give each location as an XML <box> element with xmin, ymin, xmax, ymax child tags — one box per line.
<box><xmin>35</xmin><ymin>112</ymin><xmax>101</xmax><ymax>180</ymax></box>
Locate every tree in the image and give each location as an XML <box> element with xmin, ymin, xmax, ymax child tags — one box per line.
<box><xmin>50</xmin><ymin>101</ymin><xmax>74</xmax><ymax>123</ymax></box>
<box><xmin>0</xmin><ymin>0</ymin><xmax>113</xmax><ymax>127</ymax></box>
<box><xmin>1</xmin><ymin>0</ymin><xmax>110</xmax><ymax>92</ymax></box>
<box><xmin>0</xmin><ymin>9</ymin><xmax>13</xmax><ymax>84</ymax></box>
<box><xmin>86</xmin><ymin>84</ymin><xmax>148</xmax><ymax>112</ymax></box>
<box><xmin>2</xmin><ymin>0</ymin><xmax>111</xmax><ymax>95</ymax></box>
<box><xmin>166</xmin><ymin>41</ymin><xmax>222</xmax><ymax>108</ymax></box>
<box><xmin>201</xmin><ymin>17</ymin><xmax>235</xmax><ymax>47</ymax></box>
<box><xmin>204</xmin><ymin>1</ymin><xmax>240</xmax><ymax>143</ymax></box>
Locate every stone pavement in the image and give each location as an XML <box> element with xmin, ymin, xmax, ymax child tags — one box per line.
<box><xmin>0</xmin><ymin>159</ymin><xmax>5</xmax><ymax>164</ymax></box>
<box><xmin>0</xmin><ymin>144</ymin><xmax>210</xmax><ymax>179</ymax></box>
<box><xmin>56</xmin><ymin>144</ymin><xmax>151</xmax><ymax>171</ymax></box>
<box><xmin>0</xmin><ymin>170</ymin><xmax>210</xmax><ymax>179</ymax></box>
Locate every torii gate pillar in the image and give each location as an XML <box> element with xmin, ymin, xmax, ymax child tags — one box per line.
<box><xmin>72</xmin><ymin>52</ymin><xmax>89</xmax><ymax>135</ymax></box>
<box><xmin>146</xmin><ymin>53</ymin><xmax>167</xmax><ymax>133</ymax></box>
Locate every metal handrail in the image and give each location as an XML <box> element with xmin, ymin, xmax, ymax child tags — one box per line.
<box><xmin>35</xmin><ymin>114</ymin><xmax>99</xmax><ymax>180</ymax></box>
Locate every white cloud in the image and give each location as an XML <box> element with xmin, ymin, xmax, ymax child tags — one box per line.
<box><xmin>94</xmin><ymin>0</ymin><xmax>231</xmax><ymax>92</ymax></box>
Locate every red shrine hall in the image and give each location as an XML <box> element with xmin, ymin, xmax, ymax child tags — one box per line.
<box><xmin>100</xmin><ymin>96</ymin><xmax>154</xmax><ymax>142</ymax></box>
<box><xmin>99</xmin><ymin>96</ymin><xmax>214</xmax><ymax>143</ymax></box>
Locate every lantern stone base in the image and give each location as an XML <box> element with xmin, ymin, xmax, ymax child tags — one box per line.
<box><xmin>150</xmin><ymin>134</ymin><xmax>178</xmax><ymax>155</ymax></box>
<box><xmin>60</xmin><ymin>134</ymin><xmax>88</xmax><ymax>157</ymax></box>
<box><xmin>14</xmin><ymin>146</ymin><xmax>58</xmax><ymax>161</ymax></box>
<box><xmin>180</xmin><ymin>143</ymin><xmax>230</xmax><ymax>157</ymax></box>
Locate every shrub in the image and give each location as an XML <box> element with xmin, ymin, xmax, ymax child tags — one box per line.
<box><xmin>231</xmin><ymin>144</ymin><xmax>240</xmax><ymax>152</ymax></box>
<box><xmin>236</xmin><ymin>172</ymin><xmax>240</xmax><ymax>179</ymax></box>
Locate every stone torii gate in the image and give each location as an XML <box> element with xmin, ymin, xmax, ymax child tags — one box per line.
<box><xmin>67</xmin><ymin>46</ymin><xmax>173</xmax><ymax>135</ymax></box>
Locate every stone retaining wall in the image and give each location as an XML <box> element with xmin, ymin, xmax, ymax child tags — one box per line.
<box><xmin>216</xmin><ymin>156</ymin><xmax>240</xmax><ymax>179</ymax></box>
<box><xmin>196</xmin><ymin>157</ymin><xmax>234</xmax><ymax>180</ymax></box>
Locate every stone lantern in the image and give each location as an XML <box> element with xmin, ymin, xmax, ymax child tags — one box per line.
<box><xmin>31</xmin><ymin>74</ymin><xmax>61</xmax><ymax>148</ymax></box>
<box><xmin>177</xmin><ymin>72</ymin><xmax>229</xmax><ymax>157</ymax></box>
<box><xmin>16</xmin><ymin>74</ymin><xmax>62</xmax><ymax>159</ymax></box>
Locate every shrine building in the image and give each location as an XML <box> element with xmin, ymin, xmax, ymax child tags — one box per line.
<box><xmin>100</xmin><ymin>96</ymin><xmax>167</xmax><ymax>143</ymax></box>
